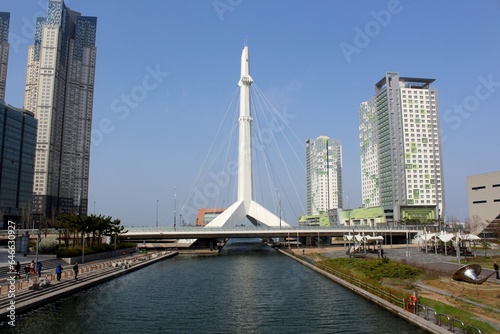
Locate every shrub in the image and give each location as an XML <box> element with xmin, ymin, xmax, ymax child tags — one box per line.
<box><xmin>57</xmin><ymin>247</ymin><xmax>83</xmax><ymax>258</ymax></box>
<box><xmin>320</xmin><ymin>257</ymin><xmax>423</xmax><ymax>281</ymax></box>
<box><xmin>56</xmin><ymin>242</ymin><xmax>137</xmax><ymax>258</ymax></box>
<box><xmin>39</xmin><ymin>241</ymin><xmax>59</xmax><ymax>254</ymax></box>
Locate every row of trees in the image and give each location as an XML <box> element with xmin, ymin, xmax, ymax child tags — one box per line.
<box><xmin>52</xmin><ymin>214</ymin><xmax>126</xmax><ymax>249</ymax></box>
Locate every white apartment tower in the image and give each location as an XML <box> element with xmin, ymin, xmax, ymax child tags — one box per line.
<box><xmin>359</xmin><ymin>72</ymin><xmax>444</xmax><ymax>224</ymax></box>
<box><xmin>0</xmin><ymin>12</ymin><xmax>9</xmax><ymax>101</ymax></box>
<box><xmin>306</xmin><ymin>136</ymin><xmax>342</xmax><ymax>215</ymax></box>
<box><xmin>24</xmin><ymin>0</ymin><xmax>97</xmax><ymax>217</ymax></box>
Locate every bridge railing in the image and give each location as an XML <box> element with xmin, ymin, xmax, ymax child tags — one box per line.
<box><xmin>119</xmin><ymin>225</ymin><xmax>426</xmax><ymax>234</ymax></box>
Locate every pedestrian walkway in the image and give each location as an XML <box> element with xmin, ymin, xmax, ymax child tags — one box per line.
<box><xmin>0</xmin><ymin>250</ymin><xmax>178</xmax><ymax>321</ymax></box>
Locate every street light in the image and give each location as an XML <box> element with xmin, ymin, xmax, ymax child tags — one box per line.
<box><xmin>82</xmin><ymin>225</ymin><xmax>87</xmax><ymax>264</ymax></box>
<box><xmin>35</xmin><ymin>229</ymin><xmax>40</xmax><ymax>268</ymax></box>
<box><xmin>156</xmin><ymin>200</ymin><xmax>159</xmax><ymax>227</ymax></box>
<box><xmin>173</xmin><ymin>187</ymin><xmax>177</xmax><ymax>230</ymax></box>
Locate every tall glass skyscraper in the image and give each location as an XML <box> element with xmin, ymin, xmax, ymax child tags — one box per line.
<box><xmin>0</xmin><ymin>100</ymin><xmax>37</xmax><ymax>226</ymax></box>
<box><xmin>359</xmin><ymin>72</ymin><xmax>444</xmax><ymax>224</ymax></box>
<box><xmin>24</xmin><ymin>0</ymin><xmax>97</xmax><ymax>218</ymax></box>
<box><xmin>0</xmin><ymin>12</ymin><xmax>9</xmax><ymax>101</ymax></box>
<box><xmin>306</xmin><ymin>136</ymin><xmax>343</xmax><ymax>215</ymax></box>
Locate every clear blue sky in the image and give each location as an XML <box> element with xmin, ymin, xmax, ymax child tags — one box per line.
<box><xmin>3</xmin><ymin>0</ymin><xmax>500</xmax><ymax>226</ymax></box>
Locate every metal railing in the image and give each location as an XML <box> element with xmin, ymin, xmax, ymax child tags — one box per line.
<box><xmin>315</xmin><ymin>261</ymin><xmax>404</xmax><ymax>308</ymax></box>
<box><xmin>296</xmin><ymin>252</ymin><xmax>484</xmax><ymax>334</ymax></box>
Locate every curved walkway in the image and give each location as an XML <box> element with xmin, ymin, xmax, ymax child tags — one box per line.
<box><xmin>0</xmin><ymin>250</ymin><xmax>178</xmax><ymax>322</ymax></box>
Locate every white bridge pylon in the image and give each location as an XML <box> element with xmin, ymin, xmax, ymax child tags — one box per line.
<box><xmin>205</xmin><ymin>46</ymin><xmax>290</xmax><ymax>228</ymax></box>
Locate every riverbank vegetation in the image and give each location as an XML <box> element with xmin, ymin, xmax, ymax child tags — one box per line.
<box><xmin>314</xmin><ymin>255</ymin><xmax>498</xmax><ymax>334</ymax></box>
<box><xmin>31</xmin><ymin>214</ymin><xmax>132</xmax><ymax>257</ymax></box>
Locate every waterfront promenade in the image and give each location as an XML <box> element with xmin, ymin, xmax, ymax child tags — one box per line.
<box><xmin>295</xmin><ymin>243</ymin><xmax>500</xmax><ymax>332</ymax></box>
<box><xmin>0</xmin><ymin>249</ymin><xmax>178</xmax><ymax>322</ymax></box>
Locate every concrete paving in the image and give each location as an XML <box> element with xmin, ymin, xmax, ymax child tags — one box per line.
<box><xmin>319</xmin><ymin>244</ymin><xmax>500</xmax><ymax>284</ymax></box>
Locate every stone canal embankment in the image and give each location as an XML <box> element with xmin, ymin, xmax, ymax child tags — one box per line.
<box><xmin>0</xmin><ymin>251</ymin><xmax>178</xmax><ymax>320</ymax></box>
<box><xmin>277</xmin><ymin>248</ymin><xmax>449</xmax><ymax>334</ymax></box>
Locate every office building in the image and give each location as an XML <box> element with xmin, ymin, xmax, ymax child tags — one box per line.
<box><xmin>305</xmin><ymin>136</ymin><xmax>342</xmax><ymax>215</ymax></box>
<box><xmin>0</xmin><ymin>100</ymin><xmax>37</xmax><ymax>227</ymax></box>
<box><xmin>24</xmin><ymin>0</ymin><xmax>97</xmax><ymax>217</ymax></box>
<box><xmin>196</xmin><ymin>208</ymin><xmax>225</xmax><ymax>226</ymax></box>
<box><xmin>0</xmin><ymin>12</ymin><xmax>9</xmax><ymax>101</ymax></box>
<box><xmin>359</xmin><ymin>72</ymin><xmax>444</xmax><ymax>224</ymax></box>
<box><xmin>467</xmin><ymin>171</ymin><xmax>500</xmax><ymax>237</ymax></box>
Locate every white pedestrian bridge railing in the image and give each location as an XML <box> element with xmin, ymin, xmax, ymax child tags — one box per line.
<box><xmin>123</xmin><ymin>225</ymin><xmax>424</xmax><ymax>234</ymax></box>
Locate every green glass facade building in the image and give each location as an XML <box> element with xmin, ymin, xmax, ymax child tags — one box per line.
<box><xmin>359</xmin><ymin>72</ymin><xmax>444</xmax><ymax>225</ymax></box>
<box><xmin>0</xmin><ymin>101</ymin><xmax>37</xmax><ymax>227</ymax></box>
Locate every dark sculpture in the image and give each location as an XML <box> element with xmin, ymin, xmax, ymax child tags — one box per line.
<box><xmin>452</xmin><ymin>264</ymin><xmax>495</xmax><ymax>284</ymax></box>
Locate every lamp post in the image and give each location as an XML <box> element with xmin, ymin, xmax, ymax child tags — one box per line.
<box><xmin>82</xmin><ymin>227</ymin><xmax>85</xmax><ymax>264</ymax></box>
<box><xmin>406</xmin><ymin>230</ymin><xmax>410</xmax><ymax>258</ymax></box>
<box><xmin>35</xmin><ymin>229</ymin><xmax>40</xmax><ymax>268</ymax></box>
<box><xmin>279</xmin><ymin>194</ymin><xmax>282</xmax><ymax>230</ymax></box>
<box><xmin>173</xmin><ymin>187</ymin><xmax>177</xmax><ymax>230</ymax></box>
<box><xmin>93</xmin><ymin>201</ymin><xmax>95</xmax><ymax>215</ymax></box>
<box><xmin>156</xmin><ymin>199</ymin><xmax>159</xmax><ymax>227</ymax></box>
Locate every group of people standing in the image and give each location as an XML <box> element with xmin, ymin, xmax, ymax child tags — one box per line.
<box><xmin>11</xmin><ymin>260</ymin><xmax>43</xmax><ymax>282</ymax></box>
<box><xmin>12</xmin><ymin>260</ymin><xmax>80</xmax><ymax>282</ymax></box>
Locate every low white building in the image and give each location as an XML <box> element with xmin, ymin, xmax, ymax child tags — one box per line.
<box><xmin>467</xmin><ymin>171</ymin><xmax>500</xmax><ymax>237</ymax></box>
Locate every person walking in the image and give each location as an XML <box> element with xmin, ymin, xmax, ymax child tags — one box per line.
<box><xmin>24</xmin><ymin>264</ymin><xmax>30</xmax><ymax>282</ymax></box>
<box><xmin>55</xmin><ymin>263</ymin><xmax>63</xmax><ymax>281</ymax></box>
<box><xmin>15</xmin><ymin>261</ymin><xmax>21</xmax><ymax>279</ymax></box>
<box><xmin>29</xmin><ymin>260</ymin><xmax>35</xmax><ymax>275</ymax></box>
<box><xmin>36</xmin><ymin>261</ymin><xmax>43</xmax><ymax>277</ymax></box>
<box><xmin>73</xmin><ymin>263</ymin><xmax>79</xmax><ymax>280</ymax></box>
<box><xmin>494</xmin><ymin>261</ymin><xmax>499</xmax><ymax>280</ymax></box>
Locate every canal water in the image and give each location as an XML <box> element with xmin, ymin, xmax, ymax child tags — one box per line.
<box><xmin>5</xmin><ymin>240</ymin><xmax>425</xmax><ymax>333</ymax></box>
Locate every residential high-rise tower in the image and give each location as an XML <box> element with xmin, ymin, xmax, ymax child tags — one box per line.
<box><xmin>24</xmin><ymin>0</ymin><xmax>97</xmax><ymax>218</ymax></box>
<box><xmin>359</xmin><ymin>72</ymin><xmax>444</xmax><ymax>224</ymax></box>
<box><xmin>306</xmin><ymin>136</ymin><xmax>342</xmax><ymax>215</ymax></box>
<box><xmin>0</xmin><ymin>12</ymin><xmax>9</xmax><ymax>101</ymax></box>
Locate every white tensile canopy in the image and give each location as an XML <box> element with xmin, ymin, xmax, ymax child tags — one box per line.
<box><xmin>459</xmin><ymin>234</ymin><xmax>481</xmax><ymax>241</ymax></box>
<box><xmin>365</xmin><ymin>236</ymin><xmax>384</xmax><ymax>241</ymax></box>
<box><xmin>437</xmin><ymin>233</ymin><xmax>455</xmax><ymax>242</ymax></box>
